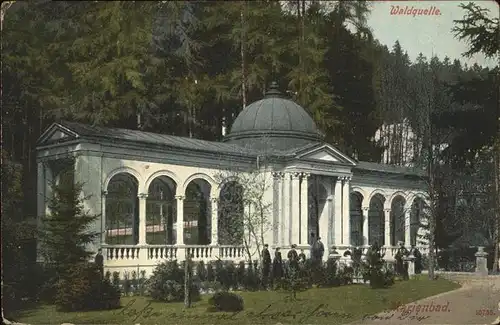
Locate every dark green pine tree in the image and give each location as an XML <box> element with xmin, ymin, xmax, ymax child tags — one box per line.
<box><xmin>40</xmin><ymin>166</ymin><xmax>100</xmax><ymax>278</ymax></box>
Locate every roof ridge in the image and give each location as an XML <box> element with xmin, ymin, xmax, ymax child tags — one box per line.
<box><xmin>54</xmin><ymin>120</ymin><xmax>258</xmax><ymax>155</ymax></box>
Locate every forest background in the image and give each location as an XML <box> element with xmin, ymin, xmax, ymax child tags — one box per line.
<box><xmin>1</xmin><ymin>0</ymin><xmax>499</xmax><ymax>306</ymax></box>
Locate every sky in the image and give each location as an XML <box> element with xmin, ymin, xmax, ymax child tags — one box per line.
<box><xmin>367</xmin><ymin>0</ymin><xmax>499</xmax><ymax>68</ymax></box>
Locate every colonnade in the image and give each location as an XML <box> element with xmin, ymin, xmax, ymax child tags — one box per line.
<box><xmin>37</xmin><ymin>160</ymin><xmax>427</xmax><ymax>253</ymax></box>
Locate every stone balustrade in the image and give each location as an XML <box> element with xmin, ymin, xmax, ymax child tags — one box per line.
<box><xmin>102</xmin><ymin>243</ymin><xmax>430</xmax><ymax>277</ymax></box>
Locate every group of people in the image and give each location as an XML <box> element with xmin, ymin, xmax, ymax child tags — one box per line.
<box><xmin>394</xmin><ymin>241</ymin><xmax>423</xmax><ymax>277</ymax></box>
<box><xmin>261</xmin><ymin>235</ymin><xmax>326</xmax><ymax>287</ymax></box>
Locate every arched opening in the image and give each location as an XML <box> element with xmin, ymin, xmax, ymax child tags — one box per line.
<box><xmin>391</xmin><ymin>196</ymin><xmax>406</xmax><ymax>245</ymax></box>
<box><xmin>368</xmin><ymin>194</ymin><xmax>385</xmax><ymax>246</ymax></box>
<box><xmin>350</xmin><ymin>192</ymin><xmax>363</xmax><ymax>246</ymax></box>
<box><xmin>184</xmin><ymin>179</ymin><xmax>211</xmax><ymax>245</ymax></box>
<box><xmin>105</xmin><ymin>173</ymin><xmax>139</xmax><ymax>245</ymax></box>
<box><xmin>410</xmin><ymin>197</ymin><xmax>426</xmax><ymax>246</ymax></box>
<box><xmin>146</xmin><ymin>176</ymin><xmax>177</xmax><ymax>245</ymax></box>
<box><xmin>308</xmin><ymin>178</ymin><xmax>327</xmax><ymax>245</ymax></box>
<box><xmin>218</xmin><ymin>181</ymin><xmax>244</xmax><ymax>245</ymax></box>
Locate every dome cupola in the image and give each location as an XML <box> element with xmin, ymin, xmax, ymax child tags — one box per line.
<box><xmin>224</xmin><ymin>82</ymin><xmax>322</xmax><ymax>151</ymax></box>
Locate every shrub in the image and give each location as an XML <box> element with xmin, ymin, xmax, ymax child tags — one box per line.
<box><xmin>207</xmin><ymin>292</ymin><xmax>244</xmax><ymax>312</ymax></box>
<box><xmin>281</xmin><ymin>266</ymin><xmax>308</xmax><ymax>300</ymax></box>
<box><xmin>131</xmin><ymin>271</ymin><xmax>137</xmax><ymax>293</ymax></box>
<box><xmin>322</xmin><ymin>258</ymin><xmax>340</xmax><ymax>287</ymax></box>
<box><xmin>421</xmin><ymin>255</ymin><xmax>429</xmax><ymax>270</ymax></box>
<box><xmin>383</xmin><ymin>268</ymin><xmax>396</xmax><ymax>286</ymax></box>
<box><xmin>112</xmin><ymin>272</ymin><xmax>120</xmax><ymax>290</ymax></box>
<box><xmin>147</xmin><ymin>260</ymin><xmax>200</xmax><ymax>302</ymax></box>
<box><xmin>244</xmin><ymin>261</ymin><xmax>260</xmax><ymax>291</ymax></box>
<box><xmin>214</xmin><ymin>260</ymin><xmax>224</xmax><ymax>283</ymax></box>
<box><xmin>207</xmin><ymin>262</ymin><xmax>215</xmax><ymax>282</ymax></box>
<box><xmin>138</xmin><ymin>270</ymin><xmax>147</xmax><ymax>296</ymax></box>
<box><xmin>363</xmin><ymin>244</ymin><xmax>394</xmax><ymax>289</ymax></box>
<box><xmin>236</xmin><ymin>261</ymin><xmax>246</xmax><ymax>289</ymax></box>
<box><xmin>200</xmin><ymin>280</ymin><xmax>223</xmax><ymax>293</ymax></box>
<box><xmin>307</xmin><ymin>259</ymin><xmax>324</xmax><ymax>286</ymax></box>
<box><xmin>338</xmin><ymin>266</ymin><xmax>354</xmax><ymax>285</ymax></box>
<box><xmin>226</xmin><ymin>261</ymin><xmax>238</xmax><ymax>290</ymax></box>
<box><xmin>298</xmin><ymin>260</ymin><xmax>312</xmax><ymax>286</ymax></box>
<box><xmin>351</xmin><ymin>248</ymin><xmax>363</xmax><ymax>276</ymax></box>
<box><xmin>123</xmin><ymin>272</ymin><xmax>131</xmax><ymax>296</ymax></box>
<box><xmin>36</xmin><ymin>263</ymin><xmax>59</xmax><ymax>304</ymax></box>
<box><xmin>4</xmin><ymin>260</ymin><xmax>49</xmax><ymax>312</ymax></box>
<box><xmin>54</xmin><ymin>263</ymin><xmax>120</xmax><ymax>312</ymax></box>
<box><xmin>196</xmin><ymin>261</ymin><xmax>207</xmax><ymax>282</ymax></box>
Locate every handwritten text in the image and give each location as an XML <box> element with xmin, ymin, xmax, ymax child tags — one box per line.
<box><xmin>116</xmin><ymin>299</ymin><xmax>353</xmax><ymax>323</ymax></box>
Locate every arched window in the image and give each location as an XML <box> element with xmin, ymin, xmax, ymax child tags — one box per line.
<box><xmin>308</xmin><ymin>179</ymin><xmax>327</xmax><ymax>245</ymax></box>
<box><xmin>218</xmin><ymin>181</ymin><xmax>244</xmax><ymax>245</ymax></box>
<box><xmin>350</xmin><ymin>192</ymin><xmax>363</xmax><ymax>246</ymax></box>
<box><xmin>368</xmin><ymin>194</ymin><xmax>385</xmax><ymax>246</ymax></box>
<box><xmin>105</xmin><ymin>173</ymin><xmax>139</xmax><ymax>245</ymax></box>
<box><xmin>184</xmin><ymin>179</ymin><xmax>211</xmax><ymax>245</ymax></box>
<box><xmin>146</xmin><ymin>176</ymin><xmax>176</xmax><ymax>245</ymax></box>
<box><xmin>391</xmin><ymin>196</ymin><xmax>406</xmax><ymax>245</ymax></box>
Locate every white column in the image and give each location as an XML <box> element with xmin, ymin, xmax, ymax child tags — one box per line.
<box><xmin>36</xmin><ymin>162</ymin><xmax>46</xmax><ymax>263</ymax></box>
<box><xmin>45</xmin><ymin>163</ymin><xmax>53</xmax><ymax>216</ymax></box>
<box><xmin>210</xmin><ymin>198</ymin><xmax>218</xmax><ymax>245</ymax></box>
<box><xmin>342</xmin><ymin>177</ymin><xmax>351</xmax><ymax>245</ymax></box>
<box><xmin>282</xmin><ymin>173</ymin><xmax>291</xmax><ymax>246</ymax></box>
<box><xmin>362</xmin><ymin>206</ymin><xmax>369</xmax><ymax>246</ymax></box>
<box><xmin>37</xmin><ymin>162</ymin><xmax>45</xmax><ymax>219</ymax></box>
<box><xmin>176</xmin><ymin>195</ymin><xmax>185</xmax><ymax>245</ymax></box>
<box><xmin>300</xmin><ymin>172</ymin><xmax>309</xmax><ymax>245</ymax></box>
<box><xmin>101</xmin><ymin>191</ymin><xmax>108</xmax><ymax>244</ymax></box>
<box><xmin>404</xmin><ymin>208</ymin><xmax>411</xmax><ymax>247</ymax></box>
<box><xmin>277</xmin><ymin>172</ymin><xmax>284</xmax><ymax>246</ymax></box>
<box><xmin>384</xmin><ymin>208</ymin><xmax>391</xmax><ymax>246</ymax></box>
<box><xmin>272</xmin><ymin>173</ymin><xmax>282</xmax><ymax>246</ymax></box>
<box><xmin>327</xmin><ymin>197</ymin><xmax>334</xmax><ymax>250</ymax></box>
<box><xmin>138</xmin><ymin>193</ymin><xmax>147</xmax><ymax>245</ymax></box>
<box><xmin>291</xmin><ymin>173</ymin><xmax>301</xmax><ymax>245</ymax></box>
<box><xmin>334</xmin><ymin>177</ymin><xmax>343</xmax><ymax>246</ymax></box>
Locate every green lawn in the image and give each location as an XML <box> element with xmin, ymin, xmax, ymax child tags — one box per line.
<box><xmin>11</xmin><ymin>275</ymin><xmax>461</xmax><ymax>325</ymax></box>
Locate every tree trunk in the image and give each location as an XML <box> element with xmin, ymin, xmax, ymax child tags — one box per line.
<box><xmin>297</xmin><ymin>0</ymin><xmax>302</xmax><ymax>101</ymax></box>
<box><xmin>493</xmin><ymin>137</ymin><xmax>500</xmax><ymax>272</ymax></box>
<box><xmin>427</xmin><ymin>145</ymin><xmax>436</xmax><ymax>280</ymax></box>
<box><xmin>301</xmin><ymin>0</ymin><xmax>305</xmax><ymax>100</ymax></box>
<box><xmin>1</xmin><ymin>2</ymin><xmax>16</xmax><ymax>321</ymax></box>
<box><xmin>240</xmin><ymin>1</ymin><xmax>247</xmax><ymax>111</ymax></box>
<box><xmin>184</xmin><ymin>251</ymin><xmax>192</xmax><ymax>308</ymax></box>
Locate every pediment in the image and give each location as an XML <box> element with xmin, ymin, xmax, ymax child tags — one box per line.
<box><xmin>37</xmin><ymin>123</ymin><xmax>79</xmax><ymax>146</ymax></box>
<box><xmin>295</xmin><ymin>144</ymin><xmax>357</xmax><ymax>166</ymax></box>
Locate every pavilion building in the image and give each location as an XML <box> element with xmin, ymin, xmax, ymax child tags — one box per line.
<box><xmin>36</xmin><ymin>82</ymin><xmax>429</xmax><ymax>276</ymax></box>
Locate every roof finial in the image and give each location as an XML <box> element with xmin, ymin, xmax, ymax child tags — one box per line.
<box><xmin>264</xmin><ymin>81</ymin><xmax>282</xmax><ymax>98</ymax></box>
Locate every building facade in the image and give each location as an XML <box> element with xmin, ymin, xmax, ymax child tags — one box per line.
<box><xmin>36</xmin><ymin>83</ymin><xmax>430</xmax><ymax>276</ymax></box>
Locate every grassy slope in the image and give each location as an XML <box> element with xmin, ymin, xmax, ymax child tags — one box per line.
<box><xmin>12</xmin><ymin>275</ymin><xmax>460</xmax><ymax>325</ymax></box>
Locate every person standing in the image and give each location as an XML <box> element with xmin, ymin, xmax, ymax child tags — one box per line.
<box><xmin>261</xmin><ymin>244</ymin><xmax>272</xmax><ymax>288</ymax></box>
<box><xmin>310</xmin><ymin>232</ymin><xmax>316</xmax><ymax>254</ymax></box>
<box><xmin>272</xmin><ymin>247</ymin><xmax>284</xmax><ymax>284</ymax></box>
<box><xmin>95</xmin><ymin>248</ymin><xmax>104</xmax><ymax>279</ymax></box>
<box><xmin>315</xmin><ymin>237</ymin><xmax>325</xmax><ymax>262</ymax></box>
<box><xmin>410</xmin><ymin>245</ymin><xmax>422</xmax><ymax>274</ymax></box>
<box><xmin>298</xmin><ymin>249</ymin><xmax>306</xmax><ymax>264</ymax></box>
<box><xmin>395</xmin><ymin>241</ymin><xmax>409</xmax><ymax>279</ymax></box>
<box><xmin>287</xmin><ymin>244</ymin><xmax>299</xmax><ymax>271</ymax></box>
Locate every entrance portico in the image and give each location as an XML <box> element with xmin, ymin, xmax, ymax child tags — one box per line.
<box><xmin>36</xmin><ymin>82</ymin><xmax>429</xmax><ymax>277</ymax></box>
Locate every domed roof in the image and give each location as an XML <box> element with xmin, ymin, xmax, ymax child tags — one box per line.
<box><xmin>224</xmin><ymin>82</ymin><xmax>323</xmax><ymax>151</ymax></box>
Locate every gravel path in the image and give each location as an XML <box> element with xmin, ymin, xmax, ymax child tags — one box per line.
<box><xmin>350</xmin><ymin>275</ymin><xmax>500</xmax><ymax>325</ymax></box>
